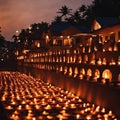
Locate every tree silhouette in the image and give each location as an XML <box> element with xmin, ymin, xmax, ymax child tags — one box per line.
<box><xmin>82</xmin><ymin>0</ymin><xmax>120</xmax><ymax>27</ymax></box>
<box><xmin>12</xmin><ymin>0</ymin><xmax>120</xmax><ymax>52</ymax></box>
<box><xmin>0</xmin><ymin>32</ymin><xmax>6</xmax><ymax>48</ymax></box>
<box><xmin>12</xmin><ymin>34</ymin><xmax>18</xmax><ymax>50</ymax></box>
<box><xmin>0</xmin><ymin>29</ymin><xmax>15</xmax><ymax>64</ymax></box>
<box><xmin>92</xmin><ymin>0</ymin><xmax>120</xmax><ymax>17</ymax></box>
<box><xmin>54</xmin><ymin>16</ymin><xmax>62</xmax><ymax>23</ymax></box>
<box><xmin>65</xmin><ymin>10</ymin><xmax>82</xmax><ymax>24</ymax></box>
<box><xmin>57</xmin><ymin>5</ymin><xmax>72</xmax><ymax>21</ymax></box>
<box><xmin>13</xmin><ymin>22</ymin><xmax>49</xmax><ymax>51</ymax></box>
<box><xmin>79</xmin><ymin>5</ymin><xmax>86</xmax><ymax>13</ymax></box>
<box><xmin>30</xmin><ymin>22</ymin><xmax>49</xmax><ymax>40</ymax></box>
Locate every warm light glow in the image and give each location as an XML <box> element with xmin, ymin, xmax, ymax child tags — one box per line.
<box><xmin>16</xmin><ymin>30</ymin><xmax>19</xmax><ymax>34</ymax></box>
<box><xmin>5</xmin><ymin>105</ymin><xmax>13</xmax><ymax>110</ymax></box>
<box><xmin>90</xmin><ymin>54</ymin><xmax>95</xmax><ymax>65</ymax></box>
<box><xmin>74</xmin><ymin>67</ymin><xmax>78</xmax><ymax>77</ymax></box>
<box><xmin>46</xmin><ymin>35</ymin><xmax>49</xmax><ymax>44</ymax></box>
<box><xmin>64</xmin><ymin>66</ymin><xmax>68</xmax><ymax>74</ymax></box>
<box><xmin>101</xmin><ymin>108</ymin><xmax>106</xmax><ymax>113</ymax></box>
<box><xmin>118</xmin><ymin>56</ymin><xmax>120</xmax><ymax>65</ymax></box>
<box><xmin>114</xmin><ymin>44</ymin><xmax>118</xmax><ymax>51</ymax></box>
<box><xmin>108</xmin><ymin>47</ymin><xmax>112</xmax><ymax>51</ymax></box>
<box><xmin>76</xmin><ymin>114</ymin><xmax>81</xmax><ymax>119</ymax></box>
<box><xmin>0</xmin><ymin>72</ymin><xmax>118</xmax><ymax>120</ymax></box>
<box><xmin>17</xmin><ymin>56</ymin><xmax>24</xmax><ymax>60</ymax></box>
<box><xmin>15</xmin><ymin>50</ymin><xmax>19</xmax><ymax>56</ymax></box>
<box><xmin>23</xmin><ymin>49</ymin><xmax>29</xmax><ymax>54</ymax></box>
<box><xmin>102</xmin><ymin>69</ymin><xmax>112</xmax><ymax>83</ymax></box>
<box><xmin>46</xmin><ymin>35</ymin><xmax>49</xmax><ymax>39</ymax></box>
<box><xmin>60</xmin><ymin>66</ymin><xmax>63</xmax><ymax>72</ymax></box>
<box><xmin>69</xmin><ymin>67</ymin><xmax>73</xmax><ymax>76</ymax></box>
<box><xmin>109</xmin><ymin>58</ymin><xmax>116</xmax><ymax>65</ymax></box>
<box><xmin>84</xmin><ymin>55</ymin><xmax>88</xmax><ymax>63</ymax></box>
<box><xmin>92</xmin><ymin>20</ymin><xmax>102</xmax><ymax>30</ymax></box>
<box><xmin>78</xmin><ymin>56</ymin><xmax>82</xmax><ymax>63</ymax></box>
<box><xmin>60</xmin><ymin>36</ymin><xmax>63</xmax><ymax>38</ymax></box>
<box><xmin>97</xmin><ymin>58</ymin><xmax>102</xmax><ymax>65</ymax></box>
<box><xmin>102</xmin><ymin>58</ymin><xmax>107</xmax><ymax>65</ymax></box>
<box><xmin>94</xmin><ymin>69</ymin><xmax>100</xmax><ymax>81</ymax></box>
<box><xmin>37</xmin><ymin>43</ymin><xmax>40</xmax><ymax>48</ymax></box>
<box><xmin>86</xmin><ymin>69</ymin><xmax>92</xmax><ymax>80</ymax></box>
<box><xmin>53</xmin><ymin>39</ymin><xmax>57</xmax><ymax>45</ymax></box>
<box><xmin>86</xmin><ymin>115</ymin><xmax>92</xmax><ymax>120</ymax></box>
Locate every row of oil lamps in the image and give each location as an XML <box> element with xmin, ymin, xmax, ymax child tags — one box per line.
<box><xmin>0</xmin><ymin>71</ymin><xmax>119</xmax><ymax>120</ymax></box>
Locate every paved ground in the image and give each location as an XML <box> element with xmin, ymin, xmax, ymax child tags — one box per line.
<box><xmin>0</xmin><ymin>72</ymin><xmax>118</xmax><ymax>120</ymax></box>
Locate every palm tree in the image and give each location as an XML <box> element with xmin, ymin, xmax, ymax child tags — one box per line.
<box><xmin>78</xmin><ymin>5</ymin><xmax>87</xmax><ymax>19</ymax></box>
<box><xmin>79</xmin><ymin>5</ymin><xmax>86</xmax><ymax>13</ymax></box>
<box><xmin>82</xmin><ymin>5</ymin><xmax>95</xmax><ymax>27</ymax></box>
<box><xmin>72</xmin><ymin>11</ymin><xmax>81</xmax><ymax>23</ymax></box>
<box><xmin>12</xmin><ymin>35</ymin><xmax>18</xmax><ymax>49</ymax></box>
<box><xmin>57</xmin><ymin>5</ymin><xmax>72</xmax><ymax>21</ymax></box>
<box><xmin>54</xmin><ymin>16</ymin><xmax>62</xmax><ymax>23</ymax></box>
<box><xmin>0</xmin><ymin>34</ymin><xmax>5</xmax><ymax>47</ymax></box>
<box><xmin>30</xmin><ymin>22</ymin><xmax>49</xmax><ymax>40</ymax></box>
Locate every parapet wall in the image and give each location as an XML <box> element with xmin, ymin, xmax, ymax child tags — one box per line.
<box><xmin>18</xmin><ymin>66</ymin><xmax>120</xmax><ymax>117</ymax></box>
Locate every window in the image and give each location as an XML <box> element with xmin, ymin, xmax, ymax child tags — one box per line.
<box><xmin>110</xmin><ymin>33</ymin><xmax>115</xmax><ymax>42</ymax></box>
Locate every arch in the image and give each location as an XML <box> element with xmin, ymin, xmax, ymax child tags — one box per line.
<box><xmin>93</xmin><ymin>69</ymin><xmax>100</xmax><ymax>82</ymax></box>
<box><xmin>74</xmin><ymin>67</ymin><xmax>78</xmax><ymax>77</ymax></box>
<box><xmin>90</xmin><ymin>54</ymin><xmax>95</xmax><ymax>64</ymax></box>
<box><xmin>63</xmin><ymin>56</ymin><xmax>66</xmax><ymax>62</ymax></box>
<box><xmin>109</xmin><ymin>57</ymin><xmax>116</xmax><ymax>65</ymax></box>
<box><xmin>78</xmin><ymin>55</ymin><xmax>82</xmax><ymax>63</ymax></box>
<box><xmin>102</xmin><ymin>58</ymin><xmax>107</xmax><ymax>65</ymax></box>
<box><xmin>64</xmin><ymin>66</ymin><xmax>68</xmax><ymax>74</ymax></box>
<box><xmin>73</xmin><ymin>55</ymin><xmax>77</xmax><ymax>63</ymax></box>
<box><xmin>82</xmin><ymin>47</ymin><xmax>85</xmax><ymax>53</ymax></box>
<box><xmin>56</xmin><ymin>65</ymin><xmax>59</xmax><ymax>71</ymax></box>
<box><xmin>60</xmin><ymin>66</ymin><xmax>63</xmax><ymax>72</ymax></box>
<box><xmin>102</xmin><ymin>69</ymin><xmax>112</xmax><ymax>84</ymax></box>
<box><xmin>79</xmin><ymin>68</ymin><xmax>85</xmax><ymax>79</ymax></box>
<box><xmin>97</xmin><ymin>58</ymin><xmax>102</xmax><ymax>65</ymax></box>
<box><xmin>86</xmin><ymin>69</ymin><xmax>92</xmax><ymax>80</ymax></box>
<box><xmin>53</xmin><ymin>57</ymin><xmax>55</xmax><ymax>62</ymax></box>
<box><xmin>69</xmin><ymin>67</ymin><xmax>73</xmax><ymax>76</ymax></box>
<box><xmin>56</xmin><ymin>57</ymin><xmax>59</xmax><ymax>62</ymax></box>
<box><xmin>113</xmin><ymin>43</ymin><xmax>118</xmax><ymax>51</ymax></box>
<box><xmin>67</xmin><ymin>56</ymin><xmax>70</xmax><ymax>63</ymax></box>
<box><xmin>84</xmin><ymin>54</ymin><xmax>88</xmax><ymax>64</ymax></box>
<box><xmin>70</xmin><ymin>56</ymin><xmax>73</xmax><ymax>63</ymax></box>
<box><xmin>60</xmin><ymin>57</ymin><xmax>62</xmax><ymax>62</ymax></box>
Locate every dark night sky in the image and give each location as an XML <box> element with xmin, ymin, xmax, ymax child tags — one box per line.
<box><xmin>0</xmin><ymin>0</ymin><xmax>92</xmax><ymax>41</ymax></box>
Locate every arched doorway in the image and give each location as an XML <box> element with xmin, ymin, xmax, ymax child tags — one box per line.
<box><xmin>74</xmin><ymin>67</ymin><xmax>78</xmax><ymax>77</ymax></box>
<box><xmin>69</xmin><ymin>67</ymin><xmax>73</xmax><ymax>76</ymax></box>
<box><xmin>64</xmin><ymin>66</ymin><xmax>68</xmax><ymax>74</ymax></box>
<box><xmin>93</xmin><ymin>69</ymin><xmax>100</xmax><ymax>82</ymax></box>
<box><xmin>86</xmin><ymin>69</ymin><xmax>92</xmax><ymax>80</ymax></box>
<box><xmin>79</xmin><ymin>68</ymin><xmax>85</xmax><ymax>80</ymax></box>
<box><xmin>102</xmin><ymin>69</ymin><xmax>112</xmax><ymax>84</ymax></box>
